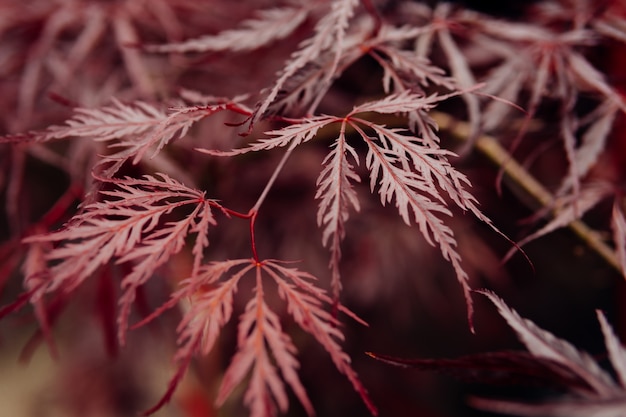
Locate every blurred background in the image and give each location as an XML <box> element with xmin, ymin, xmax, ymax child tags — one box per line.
<box><xmin>1</xmin><ymin>1</ymin><xmax>625</xmax><ymax>416</ymax></box>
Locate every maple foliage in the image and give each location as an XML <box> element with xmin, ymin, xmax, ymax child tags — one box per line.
<box><xmin>1</xmin><ymin>1</ymin><xmax>626</xmax><ymax>417</ymax></box>
<box><xmin>369</xmin><ymin>291</ymin><xmax>626</xmax><ymax>416</ymax></box>
<box><xmin>473</xmin><ymin>291</ymin><xmax>626</xmax><ymax>417</ymax></box>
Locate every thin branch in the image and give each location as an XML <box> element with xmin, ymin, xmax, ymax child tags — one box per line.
<box><xmin>250</xmin><ymin>140</ymin><xmax>298</xmax><ymax>214</ymax></box>
<box><xmin>360</xmin><ymin>0</ymin><xmax>383</xmax><ymax>37</ymax></box>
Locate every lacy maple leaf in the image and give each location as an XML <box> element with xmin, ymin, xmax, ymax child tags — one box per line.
<box><xmin>470</xmin><ymin>291</ymin><xmax>626</xmax><ymax>417</ymax></box>
<box><xmin>369</xmin><ymin>290</ymin><xmax>626</xmax><ymax>417</ymax></box>
<box><xmin>137</xmin><ymin>259</ymin><xmax>375</xmax><ymax>417</ymax></box>
<box><xmin>3</xmin><ymin>1</ymin><xmax>626</xmax><ymax>417</ymax></box>
<box><xmin>23</xmin><ymin>173</ymin><xmax>218</xmax><ymax>343</ymax></box>
<box><xmin>1</xmin><ymin>99</ymin><xmax>247</xmax><ymax>177</ymax></box>
<box><xmin>200</xmin><ymin>90</ymin><xmax>496</xmax><ymax>322</ymax></box>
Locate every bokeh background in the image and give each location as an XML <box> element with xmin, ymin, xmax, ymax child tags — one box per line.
<box><xmin>1</xmin><ymin>1</ymin><xmax>625</xmax><ymax>416</ymax></box>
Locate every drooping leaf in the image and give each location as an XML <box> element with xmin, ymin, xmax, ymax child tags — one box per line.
<box><xmin>504</xmin><ymin>184</ymin><xmax>612</xmax><ymax>262</ymax></box>
<box><xmin>478</xmin><ymin>290</ymin><xmax>618</xmax><ymax>397</ymax></box>
<box><xmin>216</xmin><ymin>268</ymin><xmax>314</xmax><ymax>417</ymax></box>
<box><xmin>597</xmin><ymin>310</ymin><xmax>626</xmax><ymax>389</ymax></box>
<box><xmin>262</xmin><ymin>260</ymin><xmax>376</xmax><ymax>415</ymax></box>
<box><xmin>315</xmin><ymin>123</ymin><xmax>361</xmax><ymax>298</ymax></box>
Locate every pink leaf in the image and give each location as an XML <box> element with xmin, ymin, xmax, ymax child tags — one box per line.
<box><xmin>596</xmin><ymin>310</ymin><xmax>626</xmax><ymax>389</ymax></box>
<box><xmin>146</xmin><ymin>7</ymin><xmax>309</xmax><ymax>53</ymax></box>
<box><xmin>567</xmin><ymin>51</ymin><xmax>626</xmax><ymax>111</ymax></box>
<box><xmin>254</xmin><ymin>0</ymin><xmax>360</xmax><ymax>122</ymax></box>
<box><xmin>558</xmin><ymin>104</ymin><xmax>617</xmax><ymax>195</ymax></box>
<box><xmin>144</xmin><ymin>259</ymin><xmax>253</xmax><ymax>415</ymax></box>
<box><xmin>24</xmin><ymin>174</ymin><xmax>216</xmax><ymax>344</ymax></box>
<box><xmin>505</xmin><ymin>184</ymin><xmax>612</xmax><ymax>262</ymax></box>
<box><xmin>350</xmin><ymin>119</ymin><xmax>475</xmax><ymax>327</ymax></box>
<box><xmin>479</xmin><ymin>290</ymin><xmax>618</xmax><ymax>397</ymax></box>
<box><xmin>197</xmin><ymin>116</ymin><xmax>336</xmax><ymax>156</ymax></box>
<box><xmin>350</xmin><ymin>90</ymin><xmax>455</xmax><ymax>115</ymax></box>
<box><xmin>315</xmin><ymin>122</ymin><xmax>361</xmax><ymax>298</ymax></box>
<box><xmin>437</xmin><ymin>28</ymin><xmax>480</xmax><ymax>144</ymax></box>
<box><xmin>262</xmin><ymin>260</ymin><xmax>377</xmax><ymax>415</ymax></box>
<box><xmin>1</xmin><ymin>100</ymin><xmax>231</xmax><ymax>177</ymax></box>
<box><xmin>216</xmin><ymin>267</ymin><xmax>314</xmax><ymax>417</ymax></box>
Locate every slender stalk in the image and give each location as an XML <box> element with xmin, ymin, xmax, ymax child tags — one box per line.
<box><xmin>361</xmin><ymin>0</ymin><xmax>383</xmax><ymax>36</ymax></box>
<box><xmin>207</xmin><ymin>138</ymin><xmax>298</xmax><ymax>263</ymax></box>
<box><xmin>211</xmin><ymin>141</ymin><xmax>299</xmax><ymax>263</ymax></box>
<box><xmin>250</xmin><ymin>212</ymin><xmax>260</xmax><ymax>264</ymax></box>
<box><xmin>250</xmin><ymin>141</ymin><xmax>298</xmax><ymax>214</ymax></box>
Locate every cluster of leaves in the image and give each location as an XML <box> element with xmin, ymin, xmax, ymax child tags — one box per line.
<box><xmin>1</xmin><ymin>0</ymin><xmax>626</xmax><ymax>416</ymax></box>
<box><xmin>371</xmin><ymin>290</ymin><xmax>626</xmax><ymax>417</ymax></box>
